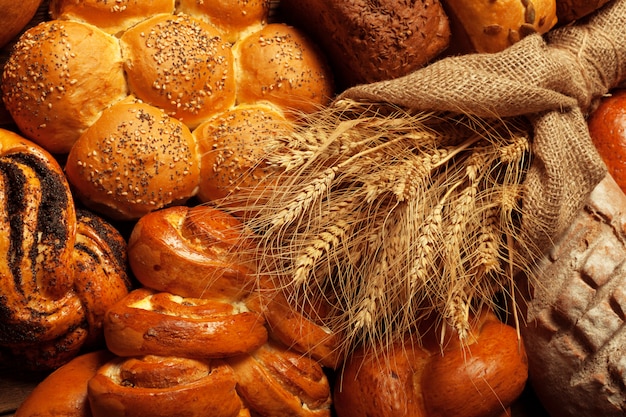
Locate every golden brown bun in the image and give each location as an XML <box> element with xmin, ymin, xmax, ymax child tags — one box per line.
<box><xmin>127</xmin><ymin>205</ymin><xmax>257</xmax><ymax>300</ymax></box>
<box><xmin>0</xmin><ymin>0</ymin><xmax>41</xmax><ymax>48</ymax></box>
<box><xmin>177</xmin><ymin>0</ymin><xmax>271</xmax><ymax>42</ymax></box>
<box><xmin>588</xmin><ymin>88</ymin><xmax>626</xmax><ymax>193</ymax></box>
<box><xmin>444</xmin><ymin>0</ymin><xmax>558</xmax><ymax>53</ymax></box>
<box><xmin>278</xmin><ymin>0</ymin><xmax>450</xmax><ymax>89</ymax></box>
<box><xmin>228</xmin><ymin>341</ymin><xmax>332</xmax><ymax>417</ymax></box>
<box><xmin>0</xmin><ymin>129</ymin><xmax>130</xmax><ymax>371</ymax></box>
<box><xmin>193</xmin><ymin>103</ymin><xmax>292</xmax><ymax>210</ymax></box>
<box><xmin>234</xmin><ymin>23</ymin><xmax>334</xmax><ymax>116</ymax></box>
<box><xmin>555</xmin><ymin>0</ymin><xmax>612</xmax><ymax>25</ymax></box>
<box><xmin>104</xmin><ymin>288</ymin><xmax>268</xmax><ymax>359</ymax></box>
<box><xmin>334</xmin><ymin>308</ymin><xmax>528</xmax><ymax>417</ymax></box>
<box><xmin>50</xmin><ymin>0</ymin><xmax>175</xmax><ymax>35</ymax></box>
<box><xmin>15</xmin><ymin>350</ymin><xmax>114</xmax><ymax>417</ymax></box>
<box><xmin>120</xmin><ymin>13</ymin><xmax>236</xmax><ymax>128</ymax></box>
<box><xmin>1</xmin><ymin>20</ymin><xmax>128</xmax><ymax>154</ymax></box>
<box><xmin>88</xmin><ymin>355</ymin><xmax>246</xmax><ymax>417</ymax></box>
<box><xmin>65</xmin><ymin>99</ymin><xmax>201</xmax><ymax>221</ymax></box>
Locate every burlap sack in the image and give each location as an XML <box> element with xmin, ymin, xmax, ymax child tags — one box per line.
<box><xmin>339</xmin><ymin>0</ymin><xmax>626</xmax><ymax>256</ymax></box>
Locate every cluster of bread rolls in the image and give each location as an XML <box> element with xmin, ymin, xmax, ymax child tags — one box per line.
<box><xmin>1</xmin><ymin>0</ymin><xmax>334</xmax><ymax>221</ymax></box>
<box><xmin>0</xmin><ymin>128</ymin><xmax>131</xmax><ymax>371</ymax></box>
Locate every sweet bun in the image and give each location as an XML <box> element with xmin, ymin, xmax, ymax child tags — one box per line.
<box><xmin>194</xmin><ymin>103</ymin><xmax>293</xmax><ymax>210</ymax></box>
<box><xmin>1</xmin><ymin>20</ymin><xmax>128</xmax><ymax>154</ymax></box>
<box><xmin>88</xmin><ymin>355</ymin><xmax>246</xmax><ymax>417</ymax></box>
<box><xmin>444</xmin><ymin>0</ymin><xmax>558</xmax><ymax>53</ymax></box>
<box><xmin>587</xmin><ymin>88</ymin><xmax>626</xmax><ymax>194</ymax></box>
<box><xmin>234</xmin><ymin>23</ymin><xmax>334</xmax><ymax>116</ymax></box>
<box><xmin>15</xmin><ymin>350</ymin><xmax>114</xmax><ymax>417</ymax></box>
<box><xmin>0</xmin><ymin>0</ymin><xmax>41</xmax><ymax>48</ymax></box>
<box><xmin>103</xmin><ymin>288</ymin><xmax>268</xmax><ymax>359</ymax></box>
<box><xmin>334</xmin><ymin>308</ymin><xmax>528</xmax><ymax>417</ymax></box>
<box><xmin>227</xmin><ymin>341</ymin><xmax>333</xmax><ymax>417</ymax></box>
<box><xmin>177</xmin><ymin>0</ymin><xmax>271</xmax><ymax>42</ymax></box>
<box><xmin>127</xmin><ymin>205</ymin><xmax>257</xmax><ymax>300</ymax></box>
<box><xmin>120</xmin><ymin>13</ymin><xmax>236</xmax><ymax>128</ymax></box>
<box><xmin>278</xmin><ymin>0</ymin><xmax>451</xmax><ymax>88</ymax></box>
<box><xmin>65</xmin><ymin>99</ymin><xmax>201</xmax><ymax>220</ymax></box>
<box><xmin>49</xmin><ymin>0</ymin><xmax>175</xmax><ymax>35</ymax></box>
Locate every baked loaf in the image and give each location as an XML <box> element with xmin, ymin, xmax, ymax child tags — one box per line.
<box><xmin>0</xmin><ymin>128</ymin><xmax>131</xmax><ymax>370</ymax></box>
<box><xmin>521</xmin><ymin>174</ymin><xmax>626</xmax><ymax>416</ymax></box>
<box><xmin>555</xmin><ymin>0</ymin><xmax>613</xmax><ymax>25</ymax></box>
<box><xmin>64</xmin><ymin>99</ymin><xmax>201</xmax><ymax>220</ymax></box>
<box><xmin>334</xmin><ymin>308</ymin><xmax>528</xmax><ymax>417</ymax></box>
<box><xmin>88</xmin><ymin>355</ymin><xmax>247</xmax><ymax>417</ymax></box>
<box><xmin>444</xmin><ymin>0</ymin><xmax>558</xmax><ymax>53</ymax></box>
<box><xmin>1</xmin><ymin>20</ymin><xmax>128</xmax><ymax>154</ymax></box>
<box><xmin>279</xmin><ymin>0</ymin><xmax>451</xmax><ymax>89</ymax></box>
<box><xmin>587</xmin><ymin>87</ymin><xmax>626</xmax><ymax>193</ymax></box>
<box><xmin>0</xmin><ymin>0</ymin><xmax>42</xmax><ymax>48</ymax></box>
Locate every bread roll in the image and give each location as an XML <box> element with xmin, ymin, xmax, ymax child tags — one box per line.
<box><xmin>177</xmin><ymin>0</ymin><xmax>271</xmax><ymax>42</ymax></box>
<box><xmin>1</xmin><ymin>20</ymin><xmax>128</xmax><ymax>154</ymax></box>
<box><xmin>15</xmin><ymin>350</ymin><xmax>114</xmax><ymax>417</ymax></box>
<box><xmin>234</xmin><ymin>23</ymin><xmax>334</xmax><ymax>116</ymax></box>
<box><xmin>555</xmin><ymin>0</ymin><xmax>612</xmax><ymax>25</ymax></box>
<box><xmin>88</xmin><ymin>355</ymin><xmax>246</xmax><ymax>417</ymax></box>
<box><xmin>334</xmin><ymin>308</ymin><xmax>528</xmax><ymax>417</ymax></box>
<box><xmin>0</xmin><ymin>129</ymin><xmax>130</xmax><ymax>370</ymax></box>
<box><xmin>0</xmin><ymin>0</ymin><xmax>41</xmax><ymax>48</ymax></box>
<box><xmin>50</xmin><ymin>0</ymin><xmax>175</xmax><ymax>35</ymax></box>
<box><xmin>587</xmin><ymin>88</ymin><xmax>626</xmax><ymax>194</ymax></box>
<box><xmin>193</xmin><ymin>103</ymin><xmax>292</xmax><ymax>211</ymax></box>
<box><xmin>127</xmin><ymin>205</ymin><xmax>257</xmax><ymax>300</ymax></box>
<box><xmin>65</xmin><ymin>99</ymin><xmax>201</xmax><ymax>221</ymax></box>
<box><xmin>278</xmin><ymin>0</ymin><xmax>451</xmax><ymax>89</ymax></box>
<box><xmin>444</xmin><ymin>0</ymin><xmax>558</xmax><ymax>53</ymax></box>
<box><xmin>227</xmin><ymin>341</ymin><xmax>333</xmax><ymax>417</ymax></box>
<box><xmin>120</xmin><ymin>13</ymin><xmax>236</xmax><ymax>128</ymax></box>
<box><xmin>104</xmin><ymin>288</ymin><xmax>268</xmax><ymax>359</ymax></box>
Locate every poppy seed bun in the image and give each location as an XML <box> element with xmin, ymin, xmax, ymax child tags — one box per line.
<box><xmin>65</xmin><ymin>99</ymin><xmax>200</xmax><ymax>220</ymax></box>
<box><xmin>177</xmin><ymin>0</ymin><xmax>271</xmax><ymax>43</ymax></box>
<box><xmin>1</xmin><ymin>20</ymin><xmax>128</xmax><ymax>154</ymax></box>
<box><xmin>120</xmin><ymin>13</ymin><xmax>236</xmax><ymax>129</ymax></box>
<box><xmin>233</xmin><ymin>23</ymin><xmax>334</xmax><ymax>117</ymax></box>
<box><xmin>49</xmin><ymin>0</ymin><xmax>175</xmax><ymax>35</ymax></box>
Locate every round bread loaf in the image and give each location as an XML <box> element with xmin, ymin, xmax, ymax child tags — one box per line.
<box><xmin>520</xmin><ymin>174</ymin><xmax>626</xmax><ymax>417</ymax></box>
<box><xmin>1</xmin><ymin>20</ymin><xmax>128</xmax><ymax>154</ymax></box>
<box><xmin>555</xmin><ymin>0</ymin><xmax>613</xmax><ymax>25</ymax></box>
<box><xmin>120</xmin><ymin>13</ymin><xmax>237</xmax><ymax>128</ymax></box>
<box><xmin>65</xmin><ymin>99</ymin><xmax>201</xmax><ymax>220</ymax></box>
<box><xmin>49</xmin><ymin>0</ymin><xmax>175</xmax><ymax>35</ymax></box>
<box><xmin>233</xmin><ymin>23</ymin><xmax>334</xmax><ymax>116</ymax></box>
<box><xmin>587</xmin><ymin>88</ymin><xmax>626</xmax><ymax>194</ymax></box>
<box><xmin>444</xmin><ymin>0</ymin><xmax>558</xmax><ymax>53</ymax></box>
<box><xmin>278</xmin><ymin>0</ymin><xmax>451</xmax><ymax>89</ymax></box>
<box><xmin>194</xmin><ymin>103</ymin><xmax>293</xmax><ymax>210</ymax></box>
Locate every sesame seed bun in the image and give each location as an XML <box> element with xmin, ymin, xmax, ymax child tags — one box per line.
<box><xmin>49</xmin><ymin>0</ymin><xmax>176</xmax><ymax>36</ymax></box>
<box><xmin>120</xmin><ymin>13</ymin><xmax>237</xmax><ymax>129</ymax></box>
<box><xmin>193</xmin><ymin>103</ymin><xmax>293</xmax><ymax>215</ymax></box>
<box><xmin>65</xmin><ymin>99</ymin><xmax>201</xmax><ymax>220</ymax></box>
<box><xmin>177</xmin><ymin>0</ymin><xmax>271</xmax><ymax>43</ymax></box>
<box><xmin>233</xmin><ymin>23</ymin><xmax>335</xmax><ymax>117</ymax></box>
<box><xmin>1</xmin><ymin>20</ymin><xmax>128</xmax><ymax>154</ymax></box>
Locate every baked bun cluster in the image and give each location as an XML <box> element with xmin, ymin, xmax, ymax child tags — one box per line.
<box><xmin>0</xmin><ymin>128</ymin><xmax>131</xmax><ymax>371</ymax></box>
<box><xmin>2</xmin><ymin>0</ymin><xmax>334</xmax><ymax>220</ymax></box>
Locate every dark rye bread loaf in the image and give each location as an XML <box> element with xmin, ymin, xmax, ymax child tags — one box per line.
<box><xmin>278</xmin><ymin>0</ymin><xmax>451</xmax><ymax>89</ymax></box>
<box><xmin>521</xmin><ymin>174</ymin><xmax>626</xmax><ymax>417</ymax></box>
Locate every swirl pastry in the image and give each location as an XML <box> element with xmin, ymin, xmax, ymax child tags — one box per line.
<box><xmin>103</xmin><ymin>287</ymin><xmax>268</xmax><ymax>359</ymax></box>
<box><xmin>0</xmin><ymin>128</ymin><xmax>131</xmax><ymax>370</ymax></box>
